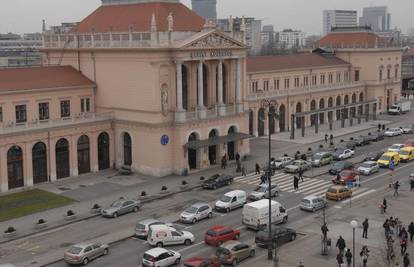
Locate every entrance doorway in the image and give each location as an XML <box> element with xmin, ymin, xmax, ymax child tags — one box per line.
<box><xmin>98</xmin><ymin>132</ymin><xmax>110</xmax><ymax>170</ymax></box>
<box><xmin>269</xmin><ymin>106</ymin><xmax>276</xmax><ymax>134</ymax></box>
<box><xmin>7</xmin><ymin>145</ymin><xmax>24</xmax><ymax>189</ymax></box>
<box><xmin>248</xmin><ymin>109</ymin><xmax>254</xmax><ymax>135</ymax></box>
<box><xmin>56</xmin><ymin>138</ymin><xmax>70</xmax><ymax>179</ymax></box>
<box><xmin>123</xmin><ymin>133</ymin><xmax>132</xmax><ymax>166</ymax></box>
<box><xmin>279</xmin><ymin>104</ymin><xmax>286</xmax><ymax>132</ymax></box>
<box><xmin>188</xmin><ymin>132</ymin><xmax>198</xmax><ymax>169</ymax></box>
<box><xmin>227</xmin><ymin>126</ymin><xmax>237</xmax><ymax>160</ymax></box>
<box><xmin>32</xmin><ymin>142</ymin><xmax>48</xmax><ymax>184</ymax></box>
<box><xmin>77</xmin><ymin>135</ymin><xmax>90</xmax><ymax>175</ymax></box>
<box><xmin>258</xmin><ymin>108</ymin><xmax>265</xmax><ymax>136</ymax></box>
<box><xmin>208</xmin><ymin>129</ymin><xmax>218</xmax><ymax>165</ymax></box>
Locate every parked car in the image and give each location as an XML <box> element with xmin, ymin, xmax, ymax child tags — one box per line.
<box><xmin>354</xmin><ymin>135</ymin><xmax>371</xmax><ymax>146</ymax></box>
<box><xmin>326</xmin><ymin>186</ymin><xmax>352</xmax><ymax>201</ymax></box>
<box><xmin>310</xmin><ymin>152</ymin><xmax>333</xmax><ymax>167</ymax></box>
<box><xmin>384</xmin><ymin>128</ymin><xmax>403</xmax><ymax>137</ymax></box>
<box><xmin>336</xmin><ymin>141</ymin><xmax>356</xmax><ymax>150</ymax></box>
<box><xmin>329</xmin><ymin>161</ymin><xmax>354</xmax><ymax>175</ymax></box>
<box><xmin>101</xmin><ymin>199</ymin><xmax>141</xmax><ymax>218</ymax></box>
<box><xmin>332</xmin><ymin>170</ymin><xmax>359</xmax><ymax>185</ymax></box>
<box><xmin>388</xmin><ymin>144</ymin><xmax>405</xmax><ymax>153</ymax></box>
<box><xmin>142</xmin><ymin>248</ymin><xmax>181</xmax><ymax>267</ymax></box>
<box><xmin>216</xmin><ymin>241</ymin><xmax>255</xmax><ymax>266</ymax></box>
<box><xmin>405</xmin><ymin>139</ymin><xmax>414</xmax><ymax>148</ymax></box>
<box><xmin>202</xmin><ymin>174</ymin><xmax>234</xmax><ymax>190</ymax></box>
<box><xmin>368</xmin><ymin>131</ymin><xmax>385</xmax><ymax>142</ymax></box>
<box><xmin>377</xmin><ymin>152</ymin><xmax>400</xmax><ymax>167</ymax></box>
<box><xmin>64</xmin><ymin>242</ymin><xmax>109</xmax><ymax>265</ymax></box>
<box><xmin>333</xmin><ymin>149</ymin><xmax>354</xmax><ymax>160</ymax></box>
<box><xmin>255</xmin><ymin>225</ymin><xmax>297</xmax><ymax>247</ymax></box>
<box><xmin>357</xmin><ymin>161</ymin><xmax>380</xmax><ymax>175</ymax></box>
<box><xmin>180</xmin><ymin>203</ymin><xmax>212</xmax><ymax>224</ymax></box>
<box><xmin>248</xmin><ymin>183</ymin><xmax>279</xmax><ymax>201</ymax></box>
<box><xmin>399</xmin><ymin>147</ymin><xmax>414</xmax><ymax>162</ymax></box>
<box><xmin>215</xmin><ymin>190</ymin><xmax>246</xmax><ymax>213</ymax></box>
<box><xmin>183</xmin><ymin>257</ymin><xmax>220</xmax><ymax>267</ymax></box>
<box><xmin>284</xmin><ymin>160</ymin><xmax>311</xmax><ymax>173</ymax></box>
<box><xmin>135</xmin><ymin>219</ymin><xmax>172</xmax><ymax>239</ymax></box>
<box><xmin>300</xmin><ymin>195</ymin><xmax>327</xmax><ymax>212</ymax></box>
<box><xmin>148</xmin><ymin>225</ymin><xmax>195</xmax><ymax>247</ymax></box>
<box><xmin>272</xmin><ymin>156</ymin><xmax>294</xmax><ymax>169</ymax></box>
<box><xmin>204</xmin><ymin>225</ymin><xmax>240</xmax><ymax>246</ymax></box>
<box><xmin>401</xmin><ymin>125</ymin><xmax>414</xmax><ymax>134</ymax></box>
<box><xmin>365</xmin><ymin>151</ymin><xmax>383</xmax><ymax>161</ymax></box>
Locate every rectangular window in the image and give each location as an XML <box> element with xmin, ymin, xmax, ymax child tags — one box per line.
<box><xmin>394</xmin><ymin>67</ymin><xmax>398</xmax><ymax>79</ymax></box>
<box><xmin>274</xmin><ymin>79</ymin><xmax>280</xmax><ymax>90</ymax></box>
<box><xmin>336</xmin><ymin>72</ymin><xmax>341</xmax><ymax>83</ymax></box>
<box><xmin>354</xmin><ymin>70</ymin><xmax>360</xmax><ymax>82</ymax></box>
<box><xmin>0</xmin><ymin>106</ymin><xmax>2</xmax><ymax>122</ymax></box>
<box><xmin>294</xmin><ymin>77</ymin><xmax>300</xmax><ymax>88</ymax></box>
<box><xmin>60</xmin><ymin>100</ymin><xmax>70</xmax><ymax>118</ymax></box>
<box><xmin>38</xmin><ymin>102</ymin><xmax>49</xmax><ymax>120</ymax></box>
<box><xmin>387</xmin><ymin>69</ymin><xmax>390</xmax><ymax>79</ymax></box>
<box><xmin>284</xmin><ymin>78</ymin><xmax>290</xmax><ymax>89</ymax></box>
<box><xmin>344</xmin><ymin>71</ymin><xmax>349</xmax><ymax>81</ymax></box>
<box><xmin>81</xmin><ymin>99</ymin><xmax>85</xmax><ymax>113</ymax></box>
<box><xmin>312</xmin><ymin>75</ymin><xmax>317</xmax><ymax>85</ymax></box>
<box><xmin>379</xmin><ymin>69</ymin><xmax>383</xmax><ymax>80</ymax></box>
<box><xmin>263</xmin><ymin>80</ymin><xmax>269</xmax><ymax>91</ymax></box>
<box><xmin>80</xmin><ymin>98</ymin><xmax>91</xmax><ymax>113</ymax></box>
<box><xmin>15</xmin><ymin>104</ymin><xmax>27</xmax><ymax>123</ymax></box>
<box><xmin>303</xmin><ymin>76</ymin><xmax>309</xmax><ymax>86</ymax></box>
<box><xmin>320</xmin><ymin>74</ymin><xmax>325</xmax><ymax>85</ymax></box>
<box><xmin>328</xmin><ymin>73</ymin><xmax>333</xmax><ymax>84</ymax></box>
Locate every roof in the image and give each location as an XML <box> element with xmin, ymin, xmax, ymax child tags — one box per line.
<box><xmin>72</xmin><ymin>2</ymin><xmax>205</xmax><ymax>33</ymax></box>
<box><xmin>0</xmin><ymin>66</ymin><xmax>95</xmax><ymax>92</ymax></box>
<box><xmin>191</xmin><ymin>202</ymin><xmax>210</xmax><ymax>208</ymax></box>
<box><xmin>246</xmin><ymin>53</ymin><xmax>349</xmax><ymax>73</ymax></box>
<box><xmin>145</xmin><ymin>247</ymin><xmax>169</xmax><ymax>256</ymax></box>
<box><xmin>315</xmin><ymin>32</ymin><xmax>384</xmax><ymax>48</ymax></box>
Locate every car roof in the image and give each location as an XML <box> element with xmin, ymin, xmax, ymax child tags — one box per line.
<box><xmin>302</xmin><ymin>195</ymin><xmax>321</xmax><ymax>200</ymax></box>
<box><xmin>138</xmin><ymin>218</ymin><xmax>160</xmax><ymax>225</ymax></box>
<box><xmin>329</xmin><ymin>185</ymin><xmax>346</xmax><ymax>190</ymax></box>
<box><xmin>362</xmin><ymin>161</ymin><xmax>377</xmax><ymax>164</ymax></box>
<box><xmin>208</xmin><ymin>225</ymin><xmax>230</xmax><ymax>232</ymax></box>
<box><xmin>220</xmin><ymin>240</ymin><xmax>242</xmax><ymax>249</ymax></box>
<box><xmin>71</xmin><ymin>242</ymin><xmax>98</xmax><ymax>249</ymax></box>
<box><xmin>383</xmin><ymin>151</ymin><xmax>399</xmax><ymax>155</ymax></box>
<box><xmin>145</xmin><ymin>247</ymin><xmax>170</xmax><ymax>256</ymax></box>
<box><xmin>401</xmin><ymin>147</ymin><xmax>414</xmax><ymax>151</ymax></box>
<box><xmin>391</xmin><ymin>143</ymin><xmax>404</xmax><ymax>146</ymax></box>
<box><xmin>224</xmin><ymin>190</ymin><xmax>245</xmax><ymax>196</ymax></box>
<box><xmin>191</xmin><ymin>202</ymin><xmax>209</xmax><ymax>208</ymax></box>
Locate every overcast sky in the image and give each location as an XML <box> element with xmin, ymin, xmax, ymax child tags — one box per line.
<box><xmin>0</xmin><ymin>0</ymin><xmax>412</xmax><ymax>35</ymax></box>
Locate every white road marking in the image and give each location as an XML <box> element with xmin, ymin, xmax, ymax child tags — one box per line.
<box><xmin>341</xmin><ymin>189</ymin><xmax>376</xmax><ymax>204</ymax></box>
<box><xmin>177</xmin><ymin>241</ymin><xmax>205</xmax><ymax>253</ymax></box>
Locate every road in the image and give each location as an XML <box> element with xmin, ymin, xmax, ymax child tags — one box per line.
<box><xmin>45</xmin><ymin>132</ymin><xmax>414</xmax><ymax>267</ymax></box>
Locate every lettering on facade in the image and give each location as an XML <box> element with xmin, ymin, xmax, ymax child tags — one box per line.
<box><xmin>190</xmin><ymin>50</ymin><xmax>233</xmax><ymax>59</ymax></box>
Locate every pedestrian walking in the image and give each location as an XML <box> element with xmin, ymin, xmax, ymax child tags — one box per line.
<box><xmin>336</xmin><ymin>235</ymin><xmax>346</xmax><ymax>254</ymax></box>
<box><xmin>382</xmin><ymin>124</ymin><xmax>386</xmax><ymax>131</ymax></box>
<box><xmin>360</xmin><ymin>246</ymin><xmax>370</xmax><ymax>267</ymax></box>
<box><xmin>293</xmin><ymin>175</ymin><xmax>299</xmax><ymax>190</ymax></box>
<box><xmin>330</xmin><ymin>134</ymin><xmax>334</xmax><ymax>142</ymax></box>
<box><xmin>378</xmin><ymin>123</ymin><xmax>381</xmax><ymax>131</ymax></box>
<box><xmin>384</xmin><ymin>219</ymin><xmax>391</xmax><ymax>237</ymax></box>
<box><xmin>221</xmin><ymin>154</ymin><xmax>227</xmax><ymax>169</ymax></box>
<box><xmin>408</xmin><ymin>222</ymin><xmax>414</xmax><ymax>242</ymax></box>
<box><xmin>345</xmin><ymin>248</ymin><xmax>352</xmax><ymax>267</ymax></box>
<box><xmin>321</xmin><ymin>223</ymin><xmax>329</xmax><ymax>240</ymax></box>
<box><xmin>362</xmin><ymin>218</ymin><xmax>369</xmax><ymax>239</ymax></box>
<box><xmin>401</xmin><ymin>236</ymin><xmax>408</xmax><ymax>255</ymax></box>
<box><xmin>400</xmin><ymin>226</ymin><xmax>408</xmax><ymax>240</ymax></box>
<box><xmin>298</xmin><ymin>169</ymin><xmax>304</xmax><ymax>182</ymax></box>
<box><xmin>387</xmin><ymin>235</ymin><xmax>395</xmax><ymax>260</ymax></box>
<box><xmin>397</xmin><ymin>218</ymin><xmax>404</xmax><ymax>237</ymax></box>
<box><xmin>404</xmin><ymin>253</ymin><xmax>411</xmax><ymax>267</ymax></box>
<box><xmin>410</xmin><ymin>178</ymin><xmax>414</xmax><ymax>191</ymax></box>
<box><xmin>260</xmin><ymin>174</ymin><xmax>266</xmax><ymax>184</ymax></box>
<box><xmin>336</xmin><ymin>252</ymin><xmax>344</xmax><ymax>267</ymax></box>
<box><xmin>255</xmin><ymin>163</ymin><xmax>260</xmax><ymax>175</ymax></box>
<box><xmin>383</xmin><ymin>198</ymin><xmax>387</xmax><ymax>213</ymax></box>
<box><xmin>394</xmin><ymin>180</ymin><xmax>400</xmax><ymax>197</ymax></box>
<box><xmin>298</xmin><ymin>261</ymin><xmax>305</xmax><ymax>267</ymax></box>
<box><xmin>241</xmin><ymin>165</ymin><xmax>247</xmax><ymax>176</ymax></box>
<box><xmin>325</xmin><ymin>133</ymin><xmax>328</xmax><ymax>144</ymax></box>
<box><xmin>355</xmin><ymin>174</ymin><xmax>361</xmax><ymax>187</ymax></box>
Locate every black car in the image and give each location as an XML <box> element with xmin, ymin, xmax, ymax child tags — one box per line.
<box><xmin>354</xmin><ymin>136</ymin><xmax>371</xmax><ymax>146</ymax></box>
<box><xmin>368</xmin><ymin>131</ymin><xmax>385</xmax><ymax>142</ymax></box>
<box><xmin>255</xmin><ymin>225</ymin><xmax>296</xmax><ymax>247</ymax></box>
<box><xmin>329</xmin><ymin>161</ymin><xmax>354</xmax><ymax>175</ymax></box>
<box><xmin>202</xmin><ymin>174</ymin><xmax>234</xmax><ymax>190</ymax></box>
<box><xmin>365</xmin><ymin>151</ymin><xmax>383</xmax><ymax>161</ymax></box>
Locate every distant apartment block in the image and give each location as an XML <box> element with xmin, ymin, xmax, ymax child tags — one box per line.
<box><xmin>278</xmin><ymin>29</ymin><xmax>305</xmax><ymax>49</ymax></box>
<box><xmin>191</xmin><ymin>0</ymin><xmax>217</xmax><ymax>19</ymax></box>
<box><xmin>323</xmin><ymin>10</ymin><xmax>357</xmax><ymax>36</ymax></box>
<box><xmin>359</xmin><ymin>6</ymin><xmax>391</xmax><ymax>32</ymax></box>
<box><xmin>0</xmin><ymin>32</ymin><xmax>42</xmax><ymax>67</ymax></box>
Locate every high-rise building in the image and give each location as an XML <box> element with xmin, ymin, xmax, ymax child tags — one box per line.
<box><xmin>191</xmin><ymin>0</ymin><xmax>217</xmax><ymax>19</ymax></box>
<box><xmin>359</xmin><ymin>6</ymin><xmax>391</xmax><ymax>32</ymax></box>
<box><xmin>323</xmin><ymin>10</ymin><xmax>358</xmax><ymax>36</ymax></box>
<box><xmin>278</xmin><ymin>29</ymin><xmax>306</xmax><ymax>49</ymax></box>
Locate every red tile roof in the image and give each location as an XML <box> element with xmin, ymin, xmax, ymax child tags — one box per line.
<box><xmin>315</xmin><ymin>32</ymin><xmax>384</xmax><ymax>48</ymax></box>
<box><xmin>0</xmin><ymin>66</ymin><xmax>95</xmax><ymax>92</ymax></box>
<box><xmin>72</xmin><ymin>2</ymin><xmax>205</xmax><ymax>33</ymax></box>
<box><xmin>247</xmin><ymin>53</ymin><xmax>350</xmax><ymax>73</ymax></box>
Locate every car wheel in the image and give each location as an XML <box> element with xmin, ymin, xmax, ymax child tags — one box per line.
<box><xmin>82</xmin><ymin>258</ymin><xmax>89</xmax><ymax>265</ymax></box>
<box><xmin>103</xmin><ymin>248</ymin><xmax>108</xmax><ymax>256</ymax></box>
<box><xmin>249</xmin><ymin>250</ymin><xmax>255</xmax><ymax>257</ymax></box>
<box><xmin>291</xmin><ymin>234</ymin><xmax>297</xmax><ymax>241</ymax></box>
<box><xmin>175</xmin><ymin>258</ymin><xmax>181</xmax><ymax>265</ymax></box>
<box><xmin>133</xmin><ymin>206</ymin><xmax>139</xmax><ymax>212</ymax></box>
<box><xmin>226</xmin><ymin>207</ymin><xmax>231</xmax><ymax>213</ymax></box>
<box><xmin>112</xmin><ymin>212</ymin><xmax>118</xmax><ymax>218</ymax></box>
<box><xmin>208</xmin><ymin>212</ymin><xmax>212</xmax><ymax>219</ymax></box>
<box><xmin>192</xmin><ymin>218</ymin><xmax>197</xmax><ymax>224</ymax></box>
<box><xmin>156</xmin><ymin>242</ymin><xmax>163</xmax><ymax>247</ymax></box>
<box><xmin>184</xmin><ymin>239</ymin><xmax>191</xmax><ymax>246</ymax></box>
<box><xmin>235</xmin><ymin>234</ymin><xmax>240</xmax><ymax>240</ymax></box>
<box><xmin>232</xmin><ymin>259</ymin><xmax>238</xmax><ymax>266</ymax></box>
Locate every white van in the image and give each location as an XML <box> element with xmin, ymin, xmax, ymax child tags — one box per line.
<box><xmin>148</xmin><ymin>225</ymin><xmax>195</xmax><ymax>248</ymax></box>
<box><xmin>214</xmin><ymin>190</ymin><xmax>247</xmax><ymax>213</ymax></box>
<box><xmin>242</xmin><ymin>199</ymin><xmax>288</xmax><ymax>230</ymax></box>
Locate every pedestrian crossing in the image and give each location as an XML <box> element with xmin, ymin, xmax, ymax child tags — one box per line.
<box><xmin>234</xmin><ymin>172</ymin><xmax>376</xmax><ymax>201</ymax></box>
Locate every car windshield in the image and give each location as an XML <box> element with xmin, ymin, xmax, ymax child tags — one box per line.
<box><xmin>185</xmin><ymin>207</ymin><xmax>198</xmax><ymax>213</ymax></box>
<box><xmin>220</xmin><ymin>195</ymin><xmax>232</xmax><ymax>202</ymax></box>
<box><xmin>254</xmin><ymin>186</ymin><xmax>267</xmax><ymax>192</ymax></box>
<box><xmin>217</xmin><ymin>247</ymin><xmax>230</xmax><ymax>256</ymax></box>
<box><xmin>313</xmin><ymin>154</ymin><xmax>322</xmax><ymax>160</ymax></box>
<box><xmin>400</xmin><ymin>150</ymin><xmax>409</xmax><ymax>155</ymax></box>
<box><xmin>143</xmin><ymin>253</ymin><xmax>155</xmax><ymax>261</ymax></box>
<box><xmin>390</xmin><ymin>145</ymin><xmax>401</xmax><ymax>149</ymax></box>
<box><xmin>68</xmin><ymin>246</ymin><xmax>83</xmax><ymax>255</ymax></box>
<box><xmin>206</xmin><ymin>230</ymin><xmax>217</xmax><ymax>237</ymax></box>
<box><xmin>340</xmin><ymin>171</ymin><xmax>351</xmax><ymax>176</ymax></box>
<box><xmin>293</xmin><ymin>161</ymin><xmax>302</xmax><ymax>166</ymax></box>
<box><xmin>335</xmin><ymin>150</ymin><xmax>344</xmax><ymax>155</ymax></box>
<box><xmin>334</xmin><ymin>162</ymin><xmax>345</xmax><ymax>168</ymax></box>
<box><xmin>274</xmin><ymin>158</ymin><xmax>283</xmax><ymax>162</ymax></box>
<box><xmin>136</xmin><ymin>223</ymin><xmax>145</xmax><ymax>229</ymax></box>
<box><xmin>360</xmin><ymin>163</ymin><xmax>373</xmax><ymax>168</ymax></box>
<box><xmin>327</xmin><ymin>188</ymin><xmax>338</xmax><ymax>193</ymax></box>
<box><xmin>110</xmin><ymin>200</ymin><xmax>122</xmax><ymax>207</ymax></box>
<box><xmin>380</xmin><ymin>155</ymin><xmax>391</xmax><ymax>161</ymax></box>
<box><xmin>301</xmin><ymin>199</ymin><xmax>311</xmax><ymax>204</ymax></box>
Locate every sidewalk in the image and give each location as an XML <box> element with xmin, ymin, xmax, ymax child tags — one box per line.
<box><xmin>243</xmin><ymin>179</ymin><xmax>414</xmax><ymax>267</ymax></box>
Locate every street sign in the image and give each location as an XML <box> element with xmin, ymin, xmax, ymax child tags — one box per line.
<box><xmin>347</xmin><ymin>181</ymin><xmax>353</xmax><ymax>188</ymax></box>
<box><xmin>160</xmin><ymin>134</ymin><xmax>169</xmax><ymax>146</ymax></box>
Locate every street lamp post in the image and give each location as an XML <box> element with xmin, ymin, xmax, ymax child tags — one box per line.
<box><xmin>261</xmin><ymin>99</ymin><xmax>278</xmax><ymax>263</ymax></box>
<box><xmin>350</xmin><ymin>220</ymin><xmax>358</xmax><ymax>267</ymax></box>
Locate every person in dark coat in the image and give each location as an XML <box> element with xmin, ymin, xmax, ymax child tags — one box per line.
<box><xmin>298</xmin><ymin>169</ymin><xmax>304</xmax><ymax>182</ymax></box>
<box><xmin>345</xmin><ymin>248</ymin><xmax>352</xmax><ymax>267</ymax></box>
<box><xmin>336</xmin><ymin>252</ymin><xmax>344</xmax><ymax>266</ymax></box>
<box><xmin>293</xmin><ymin>176</ymin><xmax>299</xmax><ymax>190</ymax></box>
<box><xmin>404</xmin><ymin>253</ymin><xmax>411</xmax><ymax>267</ymax></box>
<box><xmin>321</xmin><ymin>223</ymin><xmax>329</xmax><ymax>240</ymax></box>
<box><xmin>408</xmin><ymin>222</ymin><xmax>414</xmax><ymax>242</ymax></box>
<box><xmin>255</xmin><ymin>163</ymin><xmax>260</xmax><ymax>174</ymax></box>
<box><xmin>383</xmin><ymin>198</ymin><xmax>387</xmax><ymax>213</ymax></box>
<box><xmin>401</xmin><ymin>236</ymin><xmax>408</xmax><ymax>255</ymax></box>
<box><xmin>336</xmin><ymin>235</ymin><xmax>346</xmax><ymax>254</ymax></box>
<box><xmin>325</xmin><ymin>133</ymin><xmax>328</xmax><ymax>144</ymax></box>
<box><xmin>362</xmin><ymin>218</ymin><xmax>369</xmax><ymax>239</ymax></box>
<box><xmin>410</xmin><ymin>179</ymin><xmax>414</xmax><ymax>191</ymax></box>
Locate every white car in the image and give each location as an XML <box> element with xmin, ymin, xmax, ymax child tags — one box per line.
<box><xmin>142</xmin><ymin>248</ymin><xmax>181</xmax><ymax>267</ymax></box>
<box><xmin>401</xmin><ymin>126</ymin><xmax>414</xmax><ymax>134</ymax></box>
<box><xmin>272</xmin><ymin>156</ymin><xmax>294</xmax><ymax>169</ymax></box>
<box><xmin>384</xmin><ymin>128</ymin><xmax>403</xmax><ymax>137</ymax></box>
<box><xmin>388</xmin><ymin>144</ymin><xmax>405</xmax><ymax>153</ymax></box>
<box><xmin>357</xmin><ymin>161</ymin><xmax>380</xmax><ymax>175</ymax></box>
<box><xmin>180</xmin><ymin>203</ymin><xmax>212</xmax><ymax>224</ymax></box>
<box><xmin>148</xmin><ymin>225</ymin><xmax>195</xmax><ymax>247</ymax></box>
<box><xmin>335</xmin><ymin>149</ymin><xmax>355</xmax><ymax>160</ymax></box>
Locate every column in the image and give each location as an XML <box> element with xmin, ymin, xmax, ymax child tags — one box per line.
<box><xmin>176</xmin><ymin>61</ymin><xmax>183</xmax><ymax>111</ymax></box>
<box><xmin>253</xmin><ymin>108</ymin><xmax>258</xmax><ymax>137</ymax></box>
<box><xmin>50</xmin><ymin>138</ymin><xmax>57</xmax><ymax>181</ymax></box>
<box><xmin>197</xmin><ymin>60</ymin><xmax>206</xmax><ymax>118</ymax></box>
<box><xmin>236</xmin><ymin>58</ymin><xmax>243</xmax><ymax>112</ymax></box>
<box><xmin>25</xmin><ymin>142</ymin><xmax>34</xmax><ymax>187</ymax></box>
<box><xmin>217</xmin><ymin>60</ymin><xmax>225</xmax><ymax>116</ymax></box>
<box><xmin>91</xmin><ymin>132</ymin><xmax>99</xmax><ymax>172</ymax></box>
<box><xmin>109</xmin><ymin>130</ymin><xmax>115</xmax><ymax>169</ymax></box>
<box><xmin>0</xmin><ymin>146</ymin><xmax>8</xmax><ymax>192</ymax></box>
<box><xmin>71</xmin><ymin>135</ymin><xmax>79</xmax><ymax>177</ymax></box>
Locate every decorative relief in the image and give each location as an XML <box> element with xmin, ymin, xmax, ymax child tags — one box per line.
<box><xmin>189</xmin><ymin>33</ymin><xmax>240</xmax><ymax>49</ymax></box>
<box><xmin>161</xmin><ymin>84</ymin><xmax>169</xmax><ymax>116</ymax></box>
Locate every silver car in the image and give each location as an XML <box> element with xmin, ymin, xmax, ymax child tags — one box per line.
<box><xmin>248</xmin><ymin>183</ymin><xmax>279</xmax><ymax>200</ymax></box>
<box><xmin>284</xmin><ymin>160</ymin><xmax>311</xmax><ymax>173</ymax></box>
<box><xmin>101</xmin><ymin>199</ymin><xmax>142</xmax><ymax>218</ymax></box>
<box><xmin>357</xmin><ymin>161</ymin><xmax>380</xmax><ymax>175</ymax></box>
<box><xmin>135</xmin><ymin>219</ymin><xmax>173</xmax><ymax>239</ymax></box>
<box><xmin>64</xmin><ymin>242</ymin><xmax>109</xmax><ymax>265</ymax></box>
<box><xmin>300</xmin><ymin>195</ymin><xmax>327</xmax><ymax>212</ymax></box>
<box><xmin>272</xmin><ymin>156</ymin><xmax>294</xmax><ymax>169</ymax></box>
<box><xmin>180</xmin><ymin>203</ymin><xmax>212</xmax><ymax>224</ymax></box>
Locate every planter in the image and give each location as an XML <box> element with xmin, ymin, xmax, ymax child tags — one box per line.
<box><xmin>179</xmin><ymin>184</ymin><xmax>189</xmax><ymax>190</ymax></box>
<box><xmin>64</xmin><ymin>214</ymin><xmax>77</xmax><ymax>221</ymax></box>
<box><xmin>34</xmin><ymin>222</ymin><xmax>48</xmax><ymax>229</ymax></box>
<box><xmin>139</xmin><ymin>195</ymin><xmax>150</xmax><ymax>200</ymax></box>
<box><xmin>160</xmin><ymin>190</ymin><xmax>169</xmax><ymax>195</ymax></box>
<box><xmin>3</xmin><ymin>231</ymin><xmax>17</xmax><ymax>238</ymax></box>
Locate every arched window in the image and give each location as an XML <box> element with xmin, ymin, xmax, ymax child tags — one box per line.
<box><xmin>77</xmin><ymin>135</ymin><xmax>90</xmax><ymax>174</ymax></box>
<box><xmin>123</xmin><ymin>132</ymin><xmax>132</xmax><ymax>166</ymax></box>
<box><xmin>56</xmin><ymin>138</ymin><xmax>70</xmax><ymax>179</ymax></box>
<box><xmin>98</xmin><ymin>132</ymin><xmax>110</xmax><ymax>170</ymax></box>
<box><xmin>7</xmin><ymin>145</ymin><xmax>24</xmax><ymax>189</ymax></box>
<box><xmin>33</xmin><ymin>142</ymin><xmax>47</xmax><ymax>184</ymax></box>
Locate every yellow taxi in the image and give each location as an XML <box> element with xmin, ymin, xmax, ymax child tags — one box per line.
<box><xmin>399</xmin><ymin>147</ymin><xmax>414</xmax><ymax>162</ymax></box>
<box><xmin>377</xmin><ymin>151</ymin><xmax>400</xmax><ymax>167</ymax></box>
<box><xmin>326</xmin><ymin>185</ymin><xmax>352</xmax><ymax>201</ymax></box>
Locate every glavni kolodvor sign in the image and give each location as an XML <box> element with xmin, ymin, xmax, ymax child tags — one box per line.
<box><xmin>190</xmin><ymin>49</ymin><xmax>233</xmax><ymax>58</ymax></box>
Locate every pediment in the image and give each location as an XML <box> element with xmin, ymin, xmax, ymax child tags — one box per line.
<box><xmin>178</xmin><ymin>30</ymin><xmax>246</xmax><ymax>50</ymax></box>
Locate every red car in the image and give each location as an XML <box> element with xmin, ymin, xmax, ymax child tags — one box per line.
<box><xmin>332</xmin><ymin>170</ymin><xmax>359</xmax><ymax>185</ymax></box>
<box><xmin>204</xmin><ymin>225</ymin><xmax>240</xmax><ymax>246</ymax></box>
<box><xmin>183</xmin><ymin>256</ymin><xmax>220</xmax><ymax>267</ymax></box>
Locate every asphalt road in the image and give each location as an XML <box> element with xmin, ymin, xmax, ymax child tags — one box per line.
<box><xmin>46</xmin><ymin>132</ymin><xmax>414</xmax><ymax>267</ymax></box>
